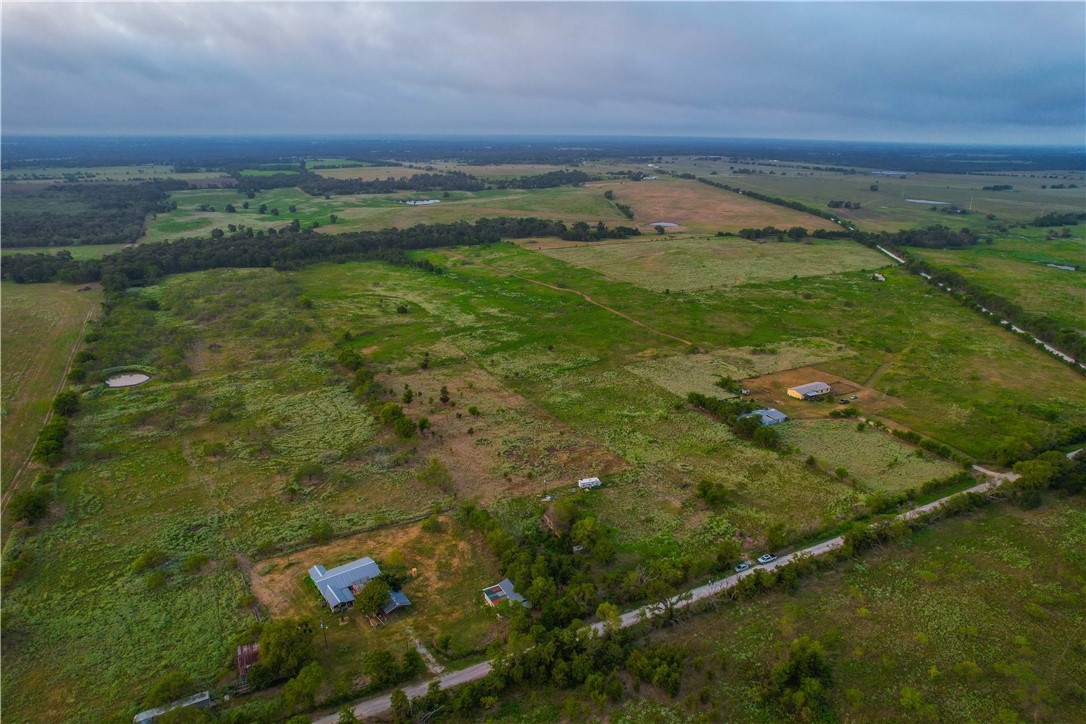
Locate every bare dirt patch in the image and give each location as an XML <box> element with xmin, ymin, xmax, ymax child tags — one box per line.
<box><xmin>743</xmin><ymin>366</ymin><xmax>904</xmax><ymax>420</ymax></box>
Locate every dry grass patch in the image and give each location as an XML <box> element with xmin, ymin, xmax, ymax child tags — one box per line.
<box><xmin>590</xmin><ymin>177</ymin><xmax>837</xmax><ymax>233</ymax></box>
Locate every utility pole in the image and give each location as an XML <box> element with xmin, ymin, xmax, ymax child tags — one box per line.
<box><xmin>320</xmin><ymin>619</ymin><xmax>328</xmax><ymax>647</ymax></box>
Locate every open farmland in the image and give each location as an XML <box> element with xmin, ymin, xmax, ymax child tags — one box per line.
<box><xmin>911</xmin><ymin>227</ymin><xmax>1086</xmax><ymax>331</ymax></box>
<box><xmin>536</xmin><ymin>235</ymin><xmax>888</xmax><ymax>291</ymax></box>
<box><xmin>0</xmin><ymin>282</ymin><xmax>99</xmax><ymax>501</ymax></box>
<box><xmin>776</xmin><ymin>419</ymin><xmax>960</xmax><ymax>493</ymax></box>
<box><xmin>141</xmin><ymin>184</ymin><xmax>628</xmax><ymax>242</ymax></box>
<box><xmin>437</xmin><ymin>244</ymin><xmax>1086</xmax><ymax>462</ymax></box>
<box><xmin>592</xmin><ymin>176</ymin><xmax>838</xmax><ymax>234</ymax></box>
<box><xmin>662</xmin><ymin>157</ymin><xmax>1086</xmax><ymax>231</ymax></box>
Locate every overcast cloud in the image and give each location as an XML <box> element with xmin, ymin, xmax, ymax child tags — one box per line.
<box><xmin>2</xmin><ymin>1</ymin><xmax>1083</xmax><ymax>144</ymax></box>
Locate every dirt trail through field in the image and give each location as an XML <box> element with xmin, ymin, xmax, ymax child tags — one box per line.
<box><xmin>445</xmin><ymin>252</ymin><xmax>694</xmax><ymax>347</ymax></box>
<box><xmin>2</xmin><ymin>302</ymin><xmax>98</xmax><ymax>511</ymax></box>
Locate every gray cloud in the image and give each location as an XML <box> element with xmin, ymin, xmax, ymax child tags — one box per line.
<box><xmin>2</xmin><ymin>2</ymin><xmax>1083</xmax><ymax>143</ymax></box>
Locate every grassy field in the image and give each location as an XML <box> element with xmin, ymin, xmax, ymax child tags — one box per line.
<box><xmin>500</xmin><ymin>496</ymin><xmax>1086</xmax><ymax>722</ymax></box>
<box><xmin>911</xmin><ymin>226</ymin><xmax>1086</xmax><ymax>331</ymax></box>
<box><xmin>536</xmin><ymin>235</ymin><xmax>888</xmax><ymax>291</ymax></box>
<box><xmin>0</xmin><ymin>243</ymin><xmax>134</xmax><ymax>259</ymax></box>
<box><xmin>661</xmin><ymin>157</ymin><xmax>1086</xmax><ymax>232</ymax></box>
<box><xmin>776</xmin><ymin>419</ymin><xmax>960</xmax><ymax>493</ymax></box>
<box><xmin>590</xmin><ymin>176</ymin><xmax>838</xmax><ymax>234</ymax></box>
<box><xmin>1</xmin><ymin>164</ymin><xmax>223</xmax><ymax>182</ymax></box>
<box><xmin>433</xmin><ymin>243</ymin><xmax>1086</xmax><ymax>462</ymax></box>
<box><xmin>0</xmin><ymin>282</ymin><xmax>100</xmax><ymax>500</ymax></box>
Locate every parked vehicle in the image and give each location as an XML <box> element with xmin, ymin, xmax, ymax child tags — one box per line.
<box><xmin>734</xmin><ymin>562</ymin><xmax>750</xmax><ymax>572</ymax></box>
<box><xmin>757</xmin><ymin>554</ymin><xmax>777</xmax><ymax>564</ymax></box>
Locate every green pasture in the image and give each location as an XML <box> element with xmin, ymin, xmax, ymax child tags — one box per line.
<box><xmin>536</xmin><ymin>235</ymin><xmax>889</xmax><ymax>291</ymax></box>
<box><xmin>0</xmin><ymin>243</ymin><xmax>133</xmax><ymax>259</ymax></box>
<box><xmin>912</xmin><ymin>227</ymin><xmax>1086</xmax><ymax>330</ymax></box>
<box><xmin>435</xmin><ymin>243</ymin><xmax>1086</xmax><ymax>461</ymax></box>
<box><xmin>660</xmin><ymin>157</ymin><xmax>1086</xmax><ymax>232</ymax></box>
<box><xmin>1</xmin><ymin>165</ymin><xmax>222</xmax><ymax>182</ymax></box>
<box><xmin>776</xmin><ymin>419</ymin><xmax>960</xmax><ymax>493</ymax></box>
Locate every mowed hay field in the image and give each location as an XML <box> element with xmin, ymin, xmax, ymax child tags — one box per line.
<box><xmin>536</xmin><ymin>235</ymin><xmax>889</xmax><ymax>291</ymax></box>
<box><xmin>912</xmin><ymin>228</ymin><xmax>1086</xmax><ymax>331</ymax></box>
<box><xmin>592</xmin><ymin>177</ymin><xmax>838</xmax><ymax>234</ymax></box>
<box><xmin>776</xmin><ymin>419</ymin><xmax>960</xmax><ymax>493</ymax></box>
<box><xmin>0</xmin><ymin>282</ymin><xmax>100</xmax><ymax>497</ymax></box>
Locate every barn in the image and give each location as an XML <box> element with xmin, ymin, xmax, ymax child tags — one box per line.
<box><xmin>787</xmin><ymin>382</ymin><xmax>831</xmax><ymax>399</ymax></box>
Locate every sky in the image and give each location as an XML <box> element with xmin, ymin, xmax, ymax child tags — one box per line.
<box><xmin>2</xmin><ymin>1</ymin><xmax>1084</xmax><ymax>145</ymax></box>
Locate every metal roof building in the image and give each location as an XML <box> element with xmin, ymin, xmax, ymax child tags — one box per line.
<box><xmin>381</xmin><ymin>590</ymin><xmax>412</xmax><ymax>615</ymax></box>
<box><xmin>578</xmin><ymin>477</ymin><xmax>602</xmax><ymax>489</ymax></box>
<box><xmin>482</xmin><ymin>578</ymin><xmax>529</xmax><ymax>607</ymax></box>
<box><xmin>133</xmin><ymin>691</ymin><xmax>210</xmax><ymax>723</ymax></box>
<box><xmin>787</xmin><ymin>382</ymin><xmax>831</xmax><ymax>399</ymax></box>
<box><xmin>738</xmin><ymin>408</ymin><xmax>789</xmax><ymax>426</ymax></box>
<box><xmin>309</xmin><ymin>557</ymin><xmax>382</xmax><ymax>612</ymax></box>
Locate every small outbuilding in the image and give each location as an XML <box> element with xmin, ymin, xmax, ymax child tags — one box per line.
<box><xmin>482</xmin><ymin>578</ymin><xmax>529</xmax><ymax>608</ymax></box>
<box><xmin>237</xmin><ymin>643</ymin><xmax>260</xmax><ymax>679</ymax></box>
<box><xmin>738</xmin><ymin>408</ymin><xmax>789</xmax><ymax>426</ymax></box>
<box><xmin>787</xmin><ymin>382</ymin><xmax>831</xmax><ymax>400</ymax></box>
<box><xmin>872</xmin><ymin>273</ymin><xmax>886</xmax><ymax>282</ymax></box>
<box><xmin>578</xmin><ymin>477</ymin><xmax>602</xmax><ymax>490</ymax></box>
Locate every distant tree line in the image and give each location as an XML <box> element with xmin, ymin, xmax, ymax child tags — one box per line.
<box><xmin>493</xmin><ymin>169</ymin><xmax>591</xmax><ymax>189</ymax></box>
<box><xmin>852</xmin><ymin>224</ymin><xmax>980</xmax><ymax>249</ymax></box>
<box><xmin>233</xmin><ymin>170</ymin><xmax>486</xmax><ymax>196</ymax></box>
<box><xmin>1</xmin><ymin>217</ymin><xmax>637</xmax><ymax>288</ymax></box>
<box><xmin>981</xmin><ymin>184</ymin><xmax>1013</xmax><ymax>191</ymax></box>
<box><xmin>1032</xmin><ymin>211</ymin><xmax>1086</xmax><ymax>227</ymax></box>
<box><xmin>1</xmin><ymin>180</ymin><xmax>188</xmax><ymax>247</ymax></box>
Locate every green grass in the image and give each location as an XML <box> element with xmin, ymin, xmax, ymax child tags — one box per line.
<box><xmin>662</xmin><ymin>158</ymin><xmax>1086</xmax><ymax>232</ymax></box>
<box><xmin>0</xmin><ymin>282</ymin><xmax>99</xmax><ymax>501</ymax></box>
<box><xmin>537</xmin><ymin>236</ymin><xmax>889</xmax><ymax>291</ymax></box>
<box><xmin>0</xmin><ymin>244</ymin><xmax>133</xmax><ymax>259</ymax></box>
<box><xmin>912</xmin><ymin>227</ymin><xmax>1086</xmax><ymax>331</ymax></box>
<box><xmin>504</xmin><ymin>496</ymin><xmax>1086</xmax><ymax>722</ymax></box>
<box><xmin>1</xmin><ymin>165</ymin><xmax>222</xmax><ymax>182</ymax></box>
<box><xmin>776</xmin><ymin>419</ymin><xmax>960</xmax><ymax>493</ymax></box>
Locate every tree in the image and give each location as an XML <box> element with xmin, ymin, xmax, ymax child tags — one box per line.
<box><xmin>289</xmin><ymin>205</ymin><xmax>297</xmax><ymax>213</ymax></box>
<box><xmin>361</xmin><ymin>649</ymin><xmax>400</xmax><ymax>688</ymax></box>
<box><xmin>394</xmin><ymin>416</ymin><xmax>416</xmax><ymax>438</ymax></box>
<box><xmin>654</xmin><ymin>225</ymin><xmax>666</xmax><ymax>235</ymax></box>
<box><xmin>259</xmin><ymin>617</ymin><xmax>315</xmax><ymax>679</ymax></box>
<box><xmin>270</xmin><ymin>208</ymin><xmax>280</xmax><ymax>216</ymax></box>
<box><xmin>259</xmin><ymin>203</ymin><xmax>268</xmax><ymax>213</ymax></box>
<box><xmin>417</xmin><ymin>416</ymin><xmax>432</xmax><ymax>435</ymax></box>
<box><xmin>390</xmin><ymin>689</ymin><xmax>411</xmax><ymax>722</ymax></box>
<box><xmin>439</xmin><ymin>385</ymin><xmax>450</xmax><ymax>404</ymax></box>
<box><xmin>337</xmin><ymin>705</ymin><xmax>358</xmax><ymax>723</ymax></box>
<box><xmin>596</xmin><ymin>601</ymin><xmax>621</xmax><ymax>634</ymax></box>
<box><xmin>354</xmin><ymin>578</ymin><xmax>391</xmax><ymax>617</ymax></box>
<box><xmin>417</xmin><ymin>457</ymin><xmax>453</xmax><ymax>493</ymax></box>
<box><xmin>770</xmin><ymin>636</ymin><xmax>833</xmax><ymax>719</ymax></box>
<box><xmin>329</xmin><ymin>214</ymin><xmax>338</xmax><ymax>224</ymax></box>
<box><xmin>282</xmin><ymin>662</ymin><xmax>324</xmax><ymax>713</ymax></box>
<box><xmin>225</xmin><ymin>203</ymin><xmax>236</xmax><ymax>213</ymax></box>
<box><xmin>142</xmin><ymin>671</ymin><xmax>194</xmax><ymax>708</ymax></box>
<box><xmin>52</xmin><ymin>390</ymin><xmax>80</xmax><ymax>416</ymax></box>
<box><xmin>8</xmin><ymin>488</ymin><xmax>51</xmax><ymax>523</ymax></box>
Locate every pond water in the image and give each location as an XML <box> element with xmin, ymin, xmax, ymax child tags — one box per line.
<box><xmin>905</xmin><ymin>199</ymin><xmax>948</xmax><ymax>205</ymax></box>
<box><xmin>105</xmin><ymin>373</ymin><xmax>151</xmax><ymax>388</ymax></box>
<box><xmin>403</xmin><ymin>199</ymin><xmax>440</xmax><ymax>206</ymax></box>
<box><xmin>648</xmin><ymin>221</ymin><xmax>679</xmax><ymax>227</ymax></box>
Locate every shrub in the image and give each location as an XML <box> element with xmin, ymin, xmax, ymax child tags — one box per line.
<box><xmin>8</xmin><ymin>488</ymin><xmax>52</xmax><ymax>523</ymax></box>
<box><xmin>131</xmin><ymin>549</ymin><xmax>168</xmax><ymax>574</ymax></box>
<box><xmin>182</xmin><ymin>553</ymin><xmax>210</xmax><ymax>574</ymax></box>
<box><xmin>52</xmin><ymin>390</ymin><xmax>81</xmax><ymax>416</ymax></box>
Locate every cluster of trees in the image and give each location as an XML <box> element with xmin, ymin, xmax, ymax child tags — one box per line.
<box><xmin>560</xmin><ymin>221</ymin><xmax>641</xmax><ymax>242</ymax></box>
<box><xmin>30</xmin><ymin>390</ymin><xmax>82</xmax><ymax>466</ymax></box>
<box><xmin>1032</xmin><ymin>211</ymin><xmax>1086</xmax><ymax>227</ymax></box>
<box><xmin>904</xmin><ymin>257</ymin><xmax>1085</xmax><ymax>363</ymax></box>
<box><xmin>737</xmin><ymin>226</ymin><xmax>810</xmax><ymax>241</ymax></box>
<box><xmin>827</xmin><ymin>200</ymin><xmax>861</xmax><ymax>209</ymax></box>
<box><xmin>981</xmin><ymin>184</ymin><xmax>1013</xmax><ymax>191</ymax></box>
<box><xmin>853</xmin><ymin>224</ymin><xmax>980</xmax><ymax>250</ymax></box>
<box><xmin>2</xmin><ymin>181</ymin><xmax>187</xmax><ymax>247</ymax></box>
<box><xmin>889</xmin><ymin>428</ymin><xmax>970</xmax><ymax>465</ymax></box>
<box><xmin>493</xmin><ymin>170</ymin><xmax>590</xmax><ymax>189</ymax></box>
<box><xmin>233</xmin><ymin>170</ymin><xmax>485</xmax><ymax>197</ymax></box>
<box><xmin>5</xmin><ymin>217</ymin><xmax>624</xmax><ymax>288</ymax></box>
<box><xmin>686</xmin><ymin>392</ymin><xmax>781</xmax><ymax>449</ymax></box>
